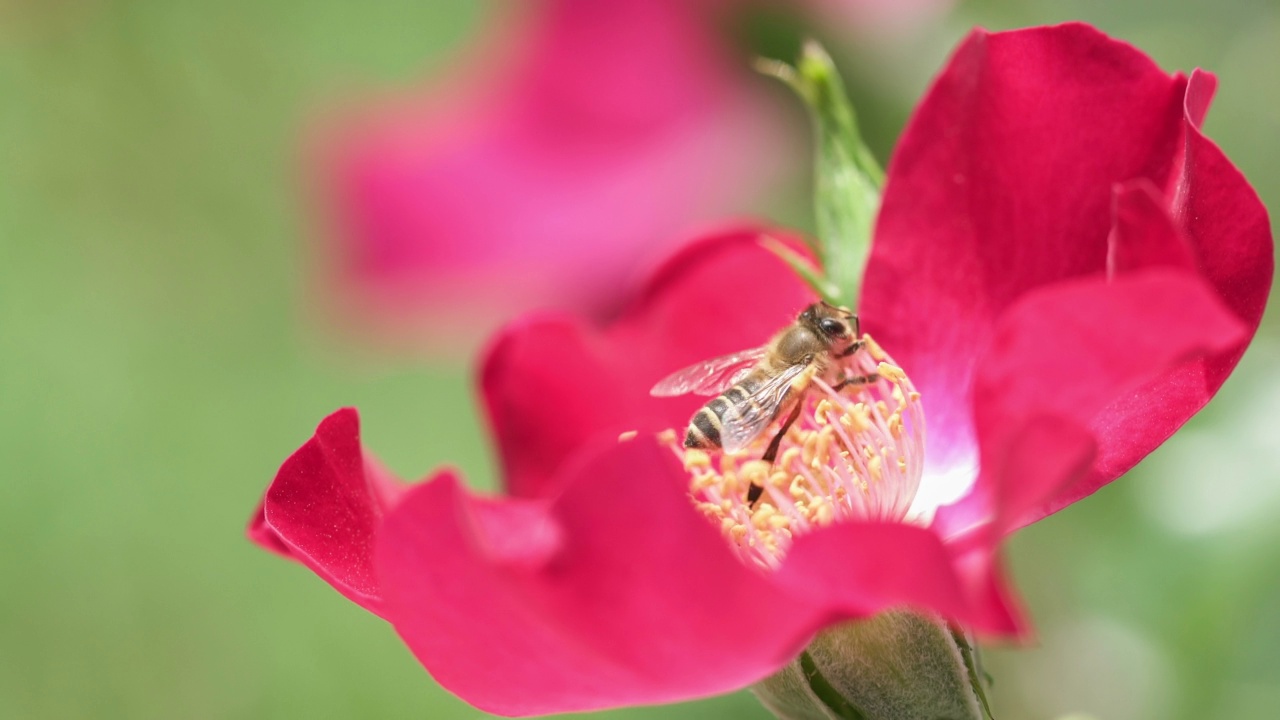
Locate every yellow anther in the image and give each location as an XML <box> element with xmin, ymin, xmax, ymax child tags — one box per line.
<box><xmin>683</xmin><ymin>449</ymin><xmax>711</xmax><ymax>471</ymax></box>
<box><xmin>816</xmin><ymin>425</ymin><xmax>837</xmax><ymax>463</ymax></box>
<box><xmin>751</xmin><ymin>505</ymin><xmax>776</xmax><ymax>530</ymax></box>
<box><xmin>697</xmin><ymin>501</ymin><xmax>719</xmax><ymax>514</ymax></box>
<box><xmin>730</xmin><ymin>524</ymin><xmax>748</xmax><ymax>542</ymax></box>
<box><xmin>769</xmin><ymin>514</ymin><xmax>791</xmax><ymax>530</ymax></box>
<box><xmin>769</xmin><ymin>470</ymin><xmax>790</xmax><ymax>488</ymax></box>
<box><xmin>876</xmin><ymin>362</ymin><xmax>907</xmax><ymax>383</ymax></box>
<box><xmin>657</xmin><ymin>428</ymin><xmax>677</xmax><ymax>445</ymax></box>
<box><xmin>790</xmin><ymin>477</ymin><xmax>808</xmax><ymax>500</ymax></box>
<box><xmin>889</xmin><ymin>414</ymin><xmax>903</xmax><ymax>438</ymax></box>
<box><xmin>781</xmin><ymin>446</ymin><xmax>802</xmax><ymax>468</ymax></box>
<box><xmin>847</xmin><ymin>404</ymin><xmax>871</xmax><ymax>432</ymax></box>
<box><xmin>815</xmin><ymin>398</ymin><xmax>834</xmax><ymax>425</ymax></box>
<box><xmin>719</xmin><ymin>452</ymin><xmax>738</xmax><ymax>476</ymax></box>
<box><xmin>740</xmin><ymin>460</ymin><xmax>770</xmax><ymax>486</ymax></box>
<box><xmin>618</xmin><ymin>430</ymin><xmax>638</xmax><ymax>442</ymax></box>
<box><xmin>813</xmin><ymin>500</ymin><xmax>835</xmax><ymax>525</ymax></box>
<box><xmin>863</xmin><ymin>334</ymin><xmax>886</xmax><ymax>361</ymax></box>
<box><xmin>802</xmin><ymin>431</ymin><xmax>819</xmax><ymax>465</ymax></box>
<box><xmin>868</xmin><ymin>455</ymin><xmax>883</xmax><ymax>481</ymax></box>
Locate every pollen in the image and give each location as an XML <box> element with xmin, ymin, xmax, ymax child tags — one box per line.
<box><xmin>660</xmin><ymin>333</ymin><xmax>926</xmax><ymax>570</ymax></box>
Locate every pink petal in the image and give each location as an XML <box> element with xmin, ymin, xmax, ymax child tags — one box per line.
<box><xmin>773</xmin><ymin>521</ymin><xmax>1023</xmax><ymax>635</ymax></box>
<box><xmin>863</xmin><ymin>23</ymin><xmax>1194</xmax><ymax>471</ymax></box>
<box><xmin>375</xmin><ymin>439</ymin><xmax>817</xmax><ymax>715</ymax></box>
<box><xmin>247</xmin><ymin>408</ymin><xmax>406</xmax><ymax>615</ymax></box>
<box><xmin>940</xmin><ymin>271</ymin><xmax>1248</xmax><ymax>540</ymax></box>
<box><xmin>862</xmin><ymin>24</ymin><xmax>1271</xmax><ymax>508</ymax></box>
<box><xmin>313</xmin><ymin>0</ymin><xmax>789</xmax><ymax>347</ymax></box>
<box><xmin>481</xmin><ymin>227</ymin><xmax>816</xmax><ymax>497</ymax></box>
<box><xmin>1035</xmin><ymin>68</ymin><xmax>1272</xmax><ymax>520</ymax></box>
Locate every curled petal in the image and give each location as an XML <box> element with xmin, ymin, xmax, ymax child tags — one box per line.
<box><xmin>939</xmin><ymin>271</ymin><xmax>1248</xmax><ymax>539</ymax></box>
<box><xmin>1107</xmin><ymin>179</ymin><xmax>1197</xmax><ymax>275</ymax></box>
<box><xmin>1166</xmin><ymin>69</ymin><xmax>1273</xmax><ymax>383</ymax></box>
<box><xmin>248</xmin><ymin>408</ymin><xmax>405</xmax><ymax>615</ymax></box>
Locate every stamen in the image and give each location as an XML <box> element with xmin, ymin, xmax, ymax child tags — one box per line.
<box><xmin>662</xmin><ymin>334</ymin><xmax>926</xmax><ymax>570</ymax></box>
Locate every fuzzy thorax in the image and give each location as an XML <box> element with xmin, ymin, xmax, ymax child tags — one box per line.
<box><xmin>660</xmin><ymin>335</ymin><xmax>925</xmax><ymax>569</ymax></box>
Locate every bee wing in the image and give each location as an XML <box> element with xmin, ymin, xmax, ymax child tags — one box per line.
<box><xmin>649</xmin><ymin>347</ymin><xmax>768</xmax><ymax>397</ymax></box>
<box><xmin>719</xmin><ymin>363</ymin><xmax>810</xmax><ymax>454</ymax></box>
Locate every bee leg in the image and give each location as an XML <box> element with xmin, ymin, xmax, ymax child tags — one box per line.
<box><xmin>833</xmin><ymin>373</ymin><xmax>879</xmax><ymax>391</ymax></box>
<box><xmin>750</xmin><ymin>402</ymin><xmax>805</xmax><ymax>506</ymax></box>
<box><xmin>836</xmin><ymin>339</ymin><xmax>866</xmax><ymax>358</ymax></box>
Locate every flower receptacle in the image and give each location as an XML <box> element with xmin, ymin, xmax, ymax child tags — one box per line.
<box><xmin>754</xmin><ymin>611</ymin><xmax>990</xmax><ymax>720</ymax></box>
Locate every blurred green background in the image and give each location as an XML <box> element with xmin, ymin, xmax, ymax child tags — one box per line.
<box><xmin>1</xmin><ymin>1</ymin><xmax>1276</xmax><ymax>718</ymax></box>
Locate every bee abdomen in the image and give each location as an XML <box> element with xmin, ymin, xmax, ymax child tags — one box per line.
<box><xmin>684</xmin><ymin>404</ymin><xmax>724</xmax><ymax>449</ymax></box>
<box><xmin>685</xmin><ymin>376</ymin><xmax>767</xmax><ymax>451</ymax></box>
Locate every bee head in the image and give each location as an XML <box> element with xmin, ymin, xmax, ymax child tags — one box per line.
<box><xmin>801</xmin><ymin>302</ymin><xmax>860</xmax><ymax>344</ymax></box>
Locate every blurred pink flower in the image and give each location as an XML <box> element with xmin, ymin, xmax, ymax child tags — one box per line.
<box><xmin>309</xmin><ymin>0</ymin><xmax>949</xmax><ymax>350</ymax></box>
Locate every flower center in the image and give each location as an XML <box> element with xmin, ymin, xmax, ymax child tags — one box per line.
<box><xmin>659</xmin><ymin>335</ymin><xmax>925</xmax><ymax>569</ymax></box>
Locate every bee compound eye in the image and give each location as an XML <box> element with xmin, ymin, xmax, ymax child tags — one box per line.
<box><xmin>820</xmin><ymin>318</ymin><xmax>846</xmax><ymax>337</ymax></box>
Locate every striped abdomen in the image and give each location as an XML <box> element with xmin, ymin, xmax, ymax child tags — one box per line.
<box><xmin>684</xmin><ymin>372</ymin><xmax>773</xmax><ymax>449</ymax></box>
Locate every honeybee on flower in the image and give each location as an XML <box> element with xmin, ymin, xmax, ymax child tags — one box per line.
<box><xmin>652</xmin><ymin>302</ymin><xmax>883</xmax><ymax>503</ymax></box>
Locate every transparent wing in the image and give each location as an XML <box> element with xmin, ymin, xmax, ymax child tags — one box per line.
<box><xmin>650</xmin><ymin>347</ymin><xmax>768</xmax><ymax>397</ymax></box>
<box><xmin>719</xmin><ymin>363</ymin><xmax>810</xmax><ymax>454</ymax></box>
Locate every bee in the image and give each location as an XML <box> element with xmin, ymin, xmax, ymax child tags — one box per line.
<box><xmin>651</xmin><ymin>302</ymin><xmax>875</xmax><ymax>502</ymax></box>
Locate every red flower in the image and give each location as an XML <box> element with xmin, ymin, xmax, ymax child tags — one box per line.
<box><xmin>251</xmin><ymin>24</ymin><xmax>1271</xmax><ymax>716</ymax></box>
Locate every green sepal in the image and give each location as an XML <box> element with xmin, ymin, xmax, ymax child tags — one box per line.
<box><xmin>752</xmin><ymin>611</ymin><xmax>990</xmax><ymax>720</ymax></box>
<box><xmin>951</xmin><ymin>628</ymin><xmax>996</xmax><ymax>720</ymax></box>
<box><xmin>759</xmin><ymin>235</ymin><xmax>842</xmax><ymax>305</ymax></box>
<box><xmin>756</xmin><ymin>40</ymin><xmax>883</xmax><ymax>309</ymax></box>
